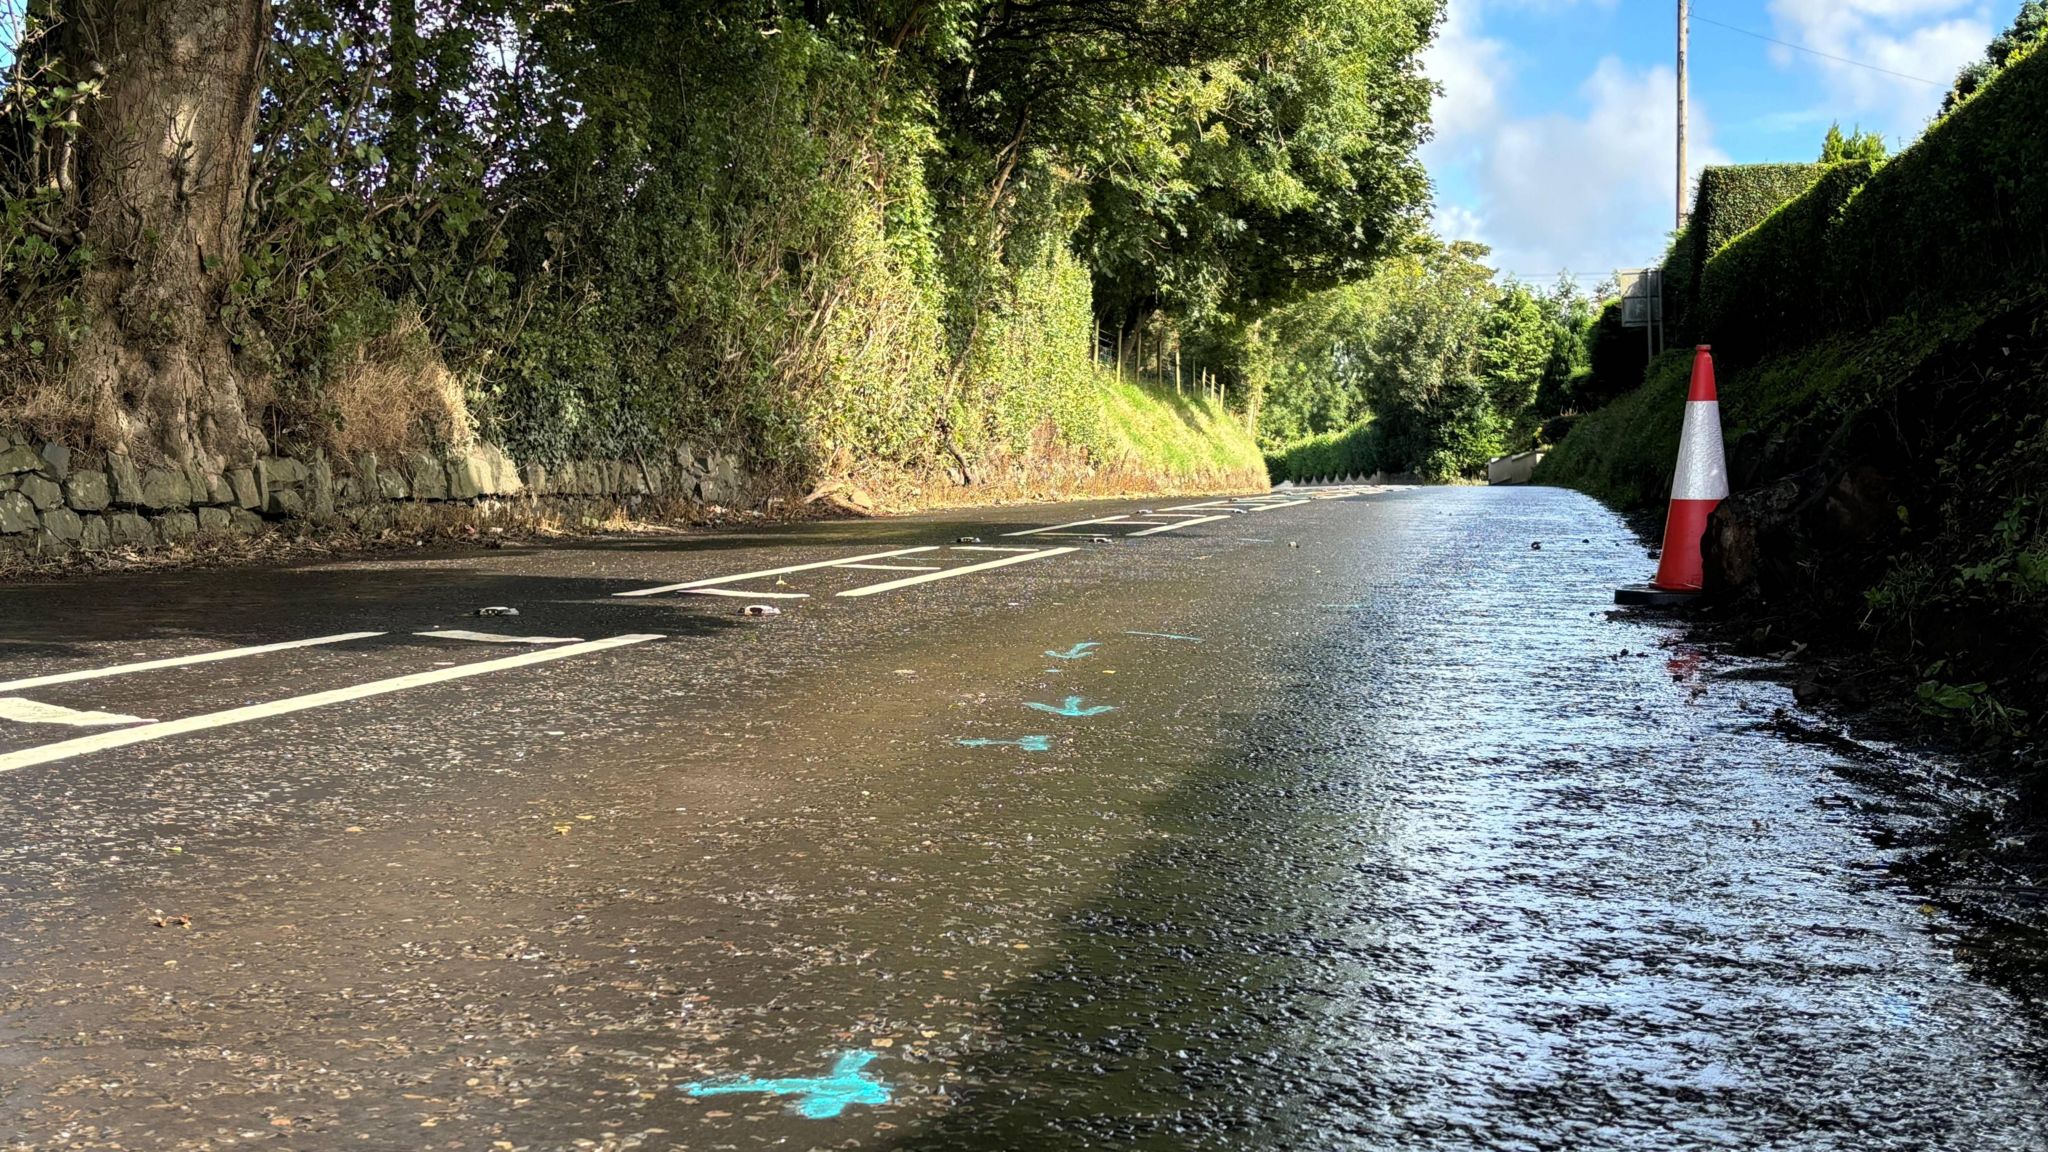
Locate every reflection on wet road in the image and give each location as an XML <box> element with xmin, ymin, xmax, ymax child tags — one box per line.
<box><xmin>0</xmin><ymin>486</ymin><xmax>2041</xmax><ymax>1150</ymax></box>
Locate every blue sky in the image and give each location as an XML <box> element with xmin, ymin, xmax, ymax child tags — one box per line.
<box><xmin>1424</xmin><ymin>0</ymin><xmax>2024</xmax><ymax>282</ymax></box>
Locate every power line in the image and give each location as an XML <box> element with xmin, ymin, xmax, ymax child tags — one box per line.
<box><xmin>1692</xmin><ymin>14</ymin><xmax>1942</xmax><ymax>86</ymax></box>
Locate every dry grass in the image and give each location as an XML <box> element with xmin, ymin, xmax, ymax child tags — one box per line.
<box><xmin>323</xmin><ymin>308</ymin><xmax>475</xmax><ymax>459</ymax></box>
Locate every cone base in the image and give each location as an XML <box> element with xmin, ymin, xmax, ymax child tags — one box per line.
<box><xmin>1614</xmin><ymin>583</ymin><xmax>1701</xmax><ymax>607</ymax></box>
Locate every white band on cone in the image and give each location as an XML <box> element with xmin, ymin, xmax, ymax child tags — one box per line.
<box><xmin>1671</xmin><ymin>400</ymin><xmax>1729</xmax><ymax>501</ymax></box>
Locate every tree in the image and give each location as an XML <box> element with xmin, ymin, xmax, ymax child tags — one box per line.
<box><xmin>1819</xmin><ymin>122</ymin><xmax>1885</xmax><ymax>163</ymax></box>
<box><xmin>7</xmin><ymin>0</ymin><xmax>271</xmax><ymax>467</ymax></box>
<box><xmin>1944</xmin><ymin>0</ymin><xmax>2048</xmax><ymax>112</ymax></box>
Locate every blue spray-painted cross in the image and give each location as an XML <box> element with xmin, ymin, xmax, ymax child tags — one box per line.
<box><xmin>679</xmin><ymin>1051</ymin><xmax>891</xmax><ymax>1119</ymax></box>
<box><xmin>959</xmin><ymin>736</ymin><xmax>1053</xmax><ymax>751</ymax></box>
<box><xmin>1045</xmin><ymin>642</ymin><xmax>1100</xmax><ymax>660</ymax></box>
<box><xmin>1026</xmin><ymin>695</ymin><xmax>1114</xmax><ymax>717</ymax></box>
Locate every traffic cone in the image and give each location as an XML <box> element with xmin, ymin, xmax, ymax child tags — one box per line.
<box><xmin>1616</xmin><ymin>346</ymin><xmax>1727</xmax><ymax>606</ymax></box>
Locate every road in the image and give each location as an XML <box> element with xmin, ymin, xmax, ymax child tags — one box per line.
<box><xmin>0</xmin><ymin>485</ymin><xmax>2043</xmax><ymax>1151</ymax></box>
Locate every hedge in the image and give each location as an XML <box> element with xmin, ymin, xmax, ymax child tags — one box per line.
<box><xmin>1694</xmin><ymin>161</ymin><xmax>1878</xmax><ymax>361</ymax></box>
<box><xmin>1691</xmin><ymin>164</ymin><xmax>1828</xmax><ymax>256</ymax></box>
<box><xmin>1819</xmin><ymin>38</ymin><xmax>2048</xmax><ymax>333</ymax></box>
<box><xmin>1658</xmin><ymin>164</ymin><xmax>1825</xmax><ymax>345</ymax></box>
<box><xmin>1680</xmin><ymin>38</ymin><xmax>2048</xmax><ymax>362</ymax></box>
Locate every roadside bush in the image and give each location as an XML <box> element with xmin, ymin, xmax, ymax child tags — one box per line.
<box><xmin>1694</xmin><ymin>160</ymin><xmax>1878</xmax><ymax>362</ymax></box>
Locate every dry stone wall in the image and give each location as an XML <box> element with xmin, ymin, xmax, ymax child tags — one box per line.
<box><xmin>0</xmin><ymin>434</ymin><xmax>755</xmax><ymax>565</ymax></box>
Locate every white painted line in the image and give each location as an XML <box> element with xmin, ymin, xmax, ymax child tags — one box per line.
<box><xmin>684</xmin><ymin>588</ymin><xmax>810</xmax><ymax>599</ymax></box>
<box><xmin>1002</xmin><ymin>514</ymin><xmax>1133</xmax><ymax>537</ymax></box>
<box><xmin>1128</xmin><ymin>514</ymin><xmax>1233</xmax><ymax>536</ymax></box>
<box><xmin>838</xmin><ymin>548</ymin><xmax>1076</xmax><ymax>598</ymax></box>
<box><xmin>0</xmin><ymin>634</ymin><xmax>664</xmax><ymax>774</ymax></box>
<box><xmin>614</xmin><ymin>547</ymin><xmax>941</xmax><ymax>597</ymax></box>
<box><xmin>1162</xmin><ymin>501</ymin><xmax>1229</xmax><ymax>511</ymax></box>
<box><xmin>416</xmin><ymin>630</ymin><xmax>585</xmax><ymax>645</ymax></box>
<box><xmin>1246</xmin><ymin>499</ymin><xmax>1311</xmax><ymax>512</ymax></box>
<box><xmin>834</xmin><ymin>563</ymin><xmax>943</xmax><ymax>572</ymax></box>
<box><xmin>0</xmin><ymin>632</ymin><xmax>386</xmax><ymax>694</ymax></box>
<box><xmin>950</xmin><ymin>546</ymin><xmax>1041</xmax><ymax>554</ymax></box>
<box><xmin>0</xmin><ymin>698</ymin><xmax>151</xmax><ymax>727</ymax></box>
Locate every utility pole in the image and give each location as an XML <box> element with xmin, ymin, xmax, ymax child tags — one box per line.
<box><xmin>1676</xmin><ymin>0</ymin><xmax>1689</xmax><ymax>230</ymax></box>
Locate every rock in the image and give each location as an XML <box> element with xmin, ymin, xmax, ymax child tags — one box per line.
<box><xmin>37</xmin><ymin>443</ymin><xmax>68</xmax><ymax>479</ymax></box>
<box><xmin>230</xmin><ymin>508</ymin><xmax>265</xmax><ymax>536</ymax></box>
<box><xmin>107</xmin><ymin>512</ymin><xmax>155</xmax><ymax>548</ymax></box>
<box><xmin>0</xmin><ymin>491</ymin><xmax>37</xmax><ymax>533</ymax></box>
<box><xmin>409</xmin><ymin>453</ymin><xmax>448</xmax><ymax>500</ymax></box>
<box><xmin>108</xmin><ymin>454</ymin><xmax>144</xmax><ymax>505</ymax></box>
<box><xmin>260</xmin><ymin>456</ymin><xmax>309</xmax><ymax>487</ymax></box>
<box><xmin>79</xmin><ymin>515</ymin><xmax>110</xmax><ymax>550</ymax></box>
<box><xmin>155</xmin><ymin>511</ymin><xmax>199</xmax><ymax>544</ymax></box>
<box><xmin>520</xmin><ymin>461</ymin><xmax>549</xmax><ymax>495</ymax></box>
<box><xmin>204</xmin><ymin>473</ymin><xmax>234</xmax><ymax>506</ymax></box>
<box><xmin>18</xmin><ymin>473</ymin><xmax>61</xmax><ymax>511</ymax></box>
<box><xmin>0</xmin><ymin>444</ymin><xmax>45</xmax><ymax>475</ymax></box>
<box><xmin>377</xmin><ymin>464</ymin><xmax>410</xmax><ymax>500</ymax></box>
<box><xmin>265</xmin><ymin>487</ymin><xmax>305</xmax><ymax>517</ymax></box>
<box><xmin>138</xmin><ymin>467</ymin><xmax>193</xmax><ymax>510</ymax></box>
<box><xmin>227</xmin><ymin>467</ymin><xmax>261</xmax><ymax>509</ymax></box>
<box><xmin>488</xmin><ymin>444</ymin><xmax>524</xmax><ymax>496</ymax></box>
<box><xmin>40</xmin><ymin>506</ymin><xmax>82</xmax><ymax>542</ymax></box>
<box><xmin>446</xmin><ymin>447</ymin><xmax>487</xmax><ymax>500</ymax></box>
<box><xmin>309</xmin><ymin>455</ymin><xmax>335</xmax><ymax>518</ymax></box>
<box><xmin>197</xmin><ymin>506</ymin><xmax>232</xmax><ymax>535</ymax></box>
<box><xmin>182</xmin><ymin>461</ymin><xmax>209</xmax><ymax>503</ymax></box>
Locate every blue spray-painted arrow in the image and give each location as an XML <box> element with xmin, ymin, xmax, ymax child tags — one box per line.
<box><xmin>1045</xmin><ymin>642</ymin><xmax>1100</xmax><ymax>660</ymax></box>
<box><xmin>959</xmin><ymin>735</ymin><xmax>1053</xmax><ymax>751</ymax></box>
<box><xmin>1026</xmin><ymin>695</ymin><xmax>1114</xmax><ymax>717</ymax></box>
<box><xmin>680</xmin><ymin>1051</ymin><xmax>891</xmax><ymax>1119</ymax></box>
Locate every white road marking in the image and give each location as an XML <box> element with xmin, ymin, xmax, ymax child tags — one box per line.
<box><xmin>1002</xmin><ymin>514</ymin><xmax>1133</xmax><ymax>537</ymax></box>
<box><xmin>1128</xmin><ymin>514</ymin><xmax>1233</xmax><ymax>536</ymax></box>
<box><xmin>950</xmin><ymin>545</ymin><xmax>1041</xmax><ymax>553</ymax></box>
<box><xmin>834</xmin><ymin>563</ymin><xmax>943</xmax><ymax>571</ymax></box>
<box><xmin>0</xmin><ymin>634</ymin><xmax>664</xmax><ymax>774</ymax></box>
<box><xmin>614</xmin><ymin>547</ymin><xmax>940</xmax><ymax>597</ymax></box>
<box><xmin>684</xmin><ymin>588</ymin><xmax>810</xmax><ymax>599</ymax></box>
<box><xmin>0</xmin><ymin>632</ymin><xmax>386</xmax><ymax>694</ymax></box>
<box><xmin>1246</xmin><ymin>499</ymin><xmax>1311</xmax><ymax>512</ymax></box>
<box><xmin>0</xmin><ymin>698</ymin><xmax>151</xmax><ymax>727</ymax></box>
<box><xmin>416</xmin><ymin>630</ymin><xmax>584</xmax><ymax>645</ymax></box>
<box><xmin>838</xmin><ymin>548</ymin><xmax>1076</xmax><ymax>598</ymax></box>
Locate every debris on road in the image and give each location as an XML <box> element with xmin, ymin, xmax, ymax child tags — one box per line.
<box><xmin>743</xmin><ymin>604</ymin><xmax>782</xmax><ymax>617</ymax></box>
<box><xmin>957</xmin><ymin>536</ymin><xmax>982</xmax><ymax>544</ymax></box>
<box><xmin>474</xmin><ymin>605</ymin><xmax>520</xmax><ymax>617</ymax></box>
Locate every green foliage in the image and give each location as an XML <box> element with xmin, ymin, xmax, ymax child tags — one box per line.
<box><xmin>1</xmin><ymin>0</ymin><xmax>1441</xmax><ymax>485</ymax></box>
<box><xmin>1693</xmin><ymin>161</ymin><xmax>1878</xmax><ymax>363</ymax></box>
<box><xmin>1818</xmin><ymin>122</ymin><xmax>1886</xmax><ymax>163</ymax></box>
<box><xmin>1691</xmin><ymin>164</ymin><xmax>1828</xmax><ymax>257</ymax></box>
<box><xmin>1258</xmin><ymin>242</ymin><xmax>1592</xmax><ymax>482</ymax></box>
<box><xmin>1943</xmin><ymin>0</ymin><xmax>2048</xmax><ymax>113</ymax></box>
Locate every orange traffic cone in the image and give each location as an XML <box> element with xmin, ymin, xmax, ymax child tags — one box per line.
<box><xmin>1616</xmin><ymin>346</ymin><xmax>1727</xmax><ymax>606</ymax></box>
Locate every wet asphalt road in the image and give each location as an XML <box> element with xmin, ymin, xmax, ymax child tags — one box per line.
<box><xmin>0</xmin><ymin>485</ymin><xmax>2044</xmax><ymax>1151</ymax></box>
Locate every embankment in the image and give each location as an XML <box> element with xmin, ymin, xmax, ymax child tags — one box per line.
<box><xmin>1540</xmin><ymin>39</ymin><xmax>2048</xmax><ymax>744</ymax></box>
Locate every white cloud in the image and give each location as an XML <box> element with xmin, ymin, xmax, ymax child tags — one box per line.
<box><xmin>1424</xmin><ymin>1</ymin><xmax>1723</xmax><ymax>279</ymax></box>
<box><xmin>1766</xmin><ymin>0</ymin><xmax>1992</xmax><ymax>141</ymax></box>
<box><xmin>1421</xmin><ymin>1</ymin><xmax>1507</xmax><ymax>147</ymax></box>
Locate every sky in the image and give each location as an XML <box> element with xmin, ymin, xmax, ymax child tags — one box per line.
<box><xmin>1424</xmin><ymin>0</ymin><xmax>2025</xmax><ymax>283</ymax></box>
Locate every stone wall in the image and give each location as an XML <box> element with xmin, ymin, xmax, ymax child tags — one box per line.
<box><xmin>0</xmin><ymin>434</ymin><xmax>755</xmax><ymax>565</ymax></box>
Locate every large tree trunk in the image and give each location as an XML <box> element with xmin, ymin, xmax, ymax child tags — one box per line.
<box><xmin>52</xmin><ymin>0</ymin><xmax>269</xmax><ymax>467</ymax></box>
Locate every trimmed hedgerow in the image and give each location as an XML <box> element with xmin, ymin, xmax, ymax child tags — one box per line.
<box><xmin>1694</xmin><ymin>160</ymin><xmax>1879</xmax><ymax>363</ymax></box>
